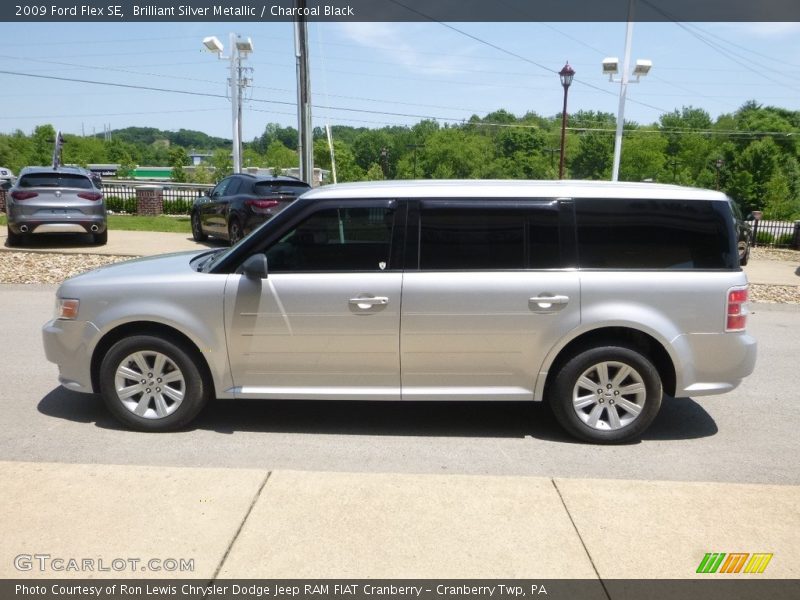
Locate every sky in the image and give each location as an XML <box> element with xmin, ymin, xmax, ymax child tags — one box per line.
<box><xmin>1</xmin><ymin>20</ymin><xmax>800</xmax><ymax>143</ymax></box>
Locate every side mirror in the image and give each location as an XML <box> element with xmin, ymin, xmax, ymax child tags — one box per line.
<box><xmin>241</xmin><ymin>254</ymin><xmax>268</xmax><ymax>279</ymax></box>
<box><xmin>745</xmin><ymin>213</ymin><xmax>754</xmax><ymax>221</ymax></box>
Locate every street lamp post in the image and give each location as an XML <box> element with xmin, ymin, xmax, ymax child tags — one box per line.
<box><xmin>558</xmin><ymin>62</ymin><xmax>575</xmax><ymax>180</ymax></box>
<box><xmin>603</xmin><ymin>6</ymin><xmax>651</xmax><ymax>182</ymax></box>
<box><xmin>203</xmin><ymin>33</ymin><xmax>253</xmax><ymax>174</ymax></box>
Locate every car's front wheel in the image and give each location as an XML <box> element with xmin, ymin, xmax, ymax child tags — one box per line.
<box><xmin>99</xmin><ymin>335</ymin><xmax>210</xmax><ymax>432</ymax></box>
<box><xmin>191</xmin><ymin>212</ymin><xmax>207</xmax><ymax>242</ymax></box>
<box><xmin>549</xmin><ymin>345</ymin><xmax>663</xmax><ymax>444</ymax></box>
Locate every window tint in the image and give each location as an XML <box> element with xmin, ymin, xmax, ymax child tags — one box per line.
<box><xmin>225</xmin><ymin>178</ymin><xmax>242</xmax><ymax>195</ymax></box>
<box><xmin>576</xmin><ymin>198</ymin><xmax>735</xmax><ymax>269</ymax></box>
<box><xmin>211</xmin><ymin>179</ymin><xmax>231</xmax><ymax>197</ymax></box>
<box><xmin>254</xmin><ymin>181</ymin><xmax>310</xmax><ymax>197</ymax></box>
<box><xmin>419</xmin><ymin>205</ymin><xmax>560</xmax><ymax>270</ymax></box>
<box><xmin>19</xmin><ymin>173</ymin><xmax>94</xmax><ymax>189</ymax></box>
<box><xmin>266</xmin><ymin>207</ymin><xmax>394</xmax><ymax>272</ymax></box>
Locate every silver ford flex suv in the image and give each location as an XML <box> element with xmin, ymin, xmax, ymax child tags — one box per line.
<box><xmin>42</xmin><ymin>180</ymin><xmax>756</xmax><ymax>443</ymax></box>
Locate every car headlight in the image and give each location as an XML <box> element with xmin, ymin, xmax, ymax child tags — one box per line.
<box><xmin>56</xmin><ymin>298</ymin><xmax>80</xmax><ymax>320</ymax></box>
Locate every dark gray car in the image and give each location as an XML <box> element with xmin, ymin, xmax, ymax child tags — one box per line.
<box><xmin>6</xmin><ymin>166</ymin><xmax>107</xmax><ymax>246</ymax></box>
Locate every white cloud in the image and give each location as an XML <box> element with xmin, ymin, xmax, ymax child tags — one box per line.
<box><xmin>333</xmin><ymin>22</ymin><xmax>473</xmax><ymax>76</ymax></box>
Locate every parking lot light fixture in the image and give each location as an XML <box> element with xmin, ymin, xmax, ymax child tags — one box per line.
<box><xmin>203</xmin><ymin>33</ymin><xmax>253</xmax><ymax>174</ymax></box>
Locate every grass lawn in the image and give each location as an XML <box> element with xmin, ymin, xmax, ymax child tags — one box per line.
<box><xmin>107</xmin><ymin>215</ymin><xmax>191</xmax><ymax>233</ymax></box>
<box><xmin>0</xmin><ymin>213</ymin><xmax>191</xmax><ymax>234</ymax></box>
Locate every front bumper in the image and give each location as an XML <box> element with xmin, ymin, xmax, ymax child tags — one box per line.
<box><xmin>42</xmin><ymin>318</ymin><xmax>101</xmax><ymax>394</ymax></box>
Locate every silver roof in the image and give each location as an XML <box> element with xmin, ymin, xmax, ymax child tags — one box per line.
<box><xmin>303</xmin><ymin>179</ymin><xmax>729</xmax><ymax>202</ymax></box>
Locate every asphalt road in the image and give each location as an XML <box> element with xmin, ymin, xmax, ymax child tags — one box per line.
<box><xmin>1</xmin><ymin>283</ymin><xmax>798</xmax><ymax>485</ymax></box>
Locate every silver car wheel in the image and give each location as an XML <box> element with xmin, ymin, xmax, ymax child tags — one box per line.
<box><xmin>572</xmin><ymin>360</ymin><xmax>646</xmax><ymax>431</ymax></box>
<box><xmin>114</xmin><ymin>351</ymin><xmax>186</xmax><ymax>420</ymax></box>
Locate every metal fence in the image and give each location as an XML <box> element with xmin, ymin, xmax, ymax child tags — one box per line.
<box><xmin>748</xmin><ymin>219</ymin><xmax>800</xmax><ymax>249</ymax></box>
<box><xmin>101</xmin><ymin>180</ymin><xmax>213</xmax><ymax>215</ymax></box>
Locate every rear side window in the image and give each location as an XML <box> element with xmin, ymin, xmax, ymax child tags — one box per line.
<box><xmin>19</xmin><ymin>173</ymin><xmax>94</xmax><ymax>189</ymax></box>
<box><xmin>576</xmin><ymin>198</ymin><xmax>736</xmax><ymax>269</ymax></box>
<box><xmin>419</xmin><ymin>203</ymin><xmax>561</xmax><ymax>270</ymax></box>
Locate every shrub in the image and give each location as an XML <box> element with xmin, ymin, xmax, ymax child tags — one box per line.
<box><xmin>775</xmin><ymin>233</ymin><xmax>795</xmax><ymax>247</ymax></box>
<box><xmin>105</xmin><ymin>195</ymin><xmax>137</xmax><ymax>214</ymax></box>
<box><xmin>755</xmin><ymin>231</ymin><xmax>775</xmax><ymax>246</ymax></box>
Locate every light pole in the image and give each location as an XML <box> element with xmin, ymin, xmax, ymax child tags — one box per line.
<box><xmin>558</xmin><ymin>62</ymin><xmax>575</xmax><ymax>180</ymax></box>
<box><xmin>203</xmin><ymin>33</ymin><xmax>253</xmax><ymax>174</ymax></box>
<box><xmin>603</xmin><ymin>7</ymin><xmax>651</xmax><ymax>181</ymax></box>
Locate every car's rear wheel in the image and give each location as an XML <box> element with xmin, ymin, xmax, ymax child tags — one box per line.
<box><xmin>739</xmin><ymin>241</ymin><xmax>750</xmax><ymax>266</ymax></box>
<box><xmin>228</xmin><ymin>216</ymin><xmax>243</xmax><ymax>245</ymax></box>
<box><xmin>6</xmin><ymin>226</ymin><xmax>24</xmax><ymax>247</ymax></box>
<box><xmin>191</xmin><ymin>212</ymin><xmax>207</xmax><ymax>242</ymax></box>
<box><xmin>99</xmin><ymin>335</ymin><xmax>210</xmax><ymax>432</ymax></box>
<box><xmin>549</xmin><ymin>346</ymin><xmax>663</xmax><ymax>444</ymax></box>
<box><xmin>93</xmin><ymin>229</ymin><xmax>108</xmax><ymax>245</ymax></box>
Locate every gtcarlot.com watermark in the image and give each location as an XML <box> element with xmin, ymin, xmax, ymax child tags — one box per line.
<box><xmin>14</xmin><ymin>554</ymin><xmax>194</xmax><ymax>573</ymax></box>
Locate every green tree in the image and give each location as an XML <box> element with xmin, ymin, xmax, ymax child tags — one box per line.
<box><xmin>264</xmin><ymin>140</ymin><xmax>297</xmax><ymax>170</ymax></box>
<box><xmin>570</xmin><ymin>131</ymin><xmax>614</xmax><ymax>180</ymax></box>
<box><xmin>32</xmin><ymin>124</ymin><xmax>57</xmax><ymax>165</ymax></box>
<box><xmin>364</xmin><ymin>163</ymin><xmax>385</xmax><ymax>181</ymax></box>
<box><xmin>210</xmin><ymin>149</ymin><xmax>232</xmax><ymax>181</ymax></box>
<box><xmin>169</xmin><ymin>147</ymin><xmax>189</xmax><ymax>182</ymax></box>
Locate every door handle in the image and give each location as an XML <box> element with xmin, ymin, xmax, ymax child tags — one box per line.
<box><xmin>529</xmin><ymin>295</ymin><xmax>570</xmax><ymax>312</ymax></box>
<box><xmin>349</xmin><ymin>296</ymin><xmax>389</xmax><ymax>309</ymax></box>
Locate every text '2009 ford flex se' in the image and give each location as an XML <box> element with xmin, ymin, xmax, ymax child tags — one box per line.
<box><xmin>43</xmin><ymin>180</ymin><xmax>757</xmax><ymax>443</ymax></box>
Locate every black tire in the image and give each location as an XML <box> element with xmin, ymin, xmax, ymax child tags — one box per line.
<box><xmin>549</xmin><ymin>345</ymin><xmax>663</xmax><ymax>444</ymax></box>
<box><xmin>93</xmin><ymin>229</ymin><xmax>108</xmax><ymax>245</ymax></box>
<box><xmin>6</xmin><ymin>226</ymin><xmax>24</xmax><ymax>247</ymax></box>
<box><xmin>99</xmin><ymin>335</ymin><xmax>210</xmax><ymax>432</ymax></box>
<box><xmin>191</xmin><ymin>211</ymin><xmax>207</xmax><ymax>242</ymax></box>
<box><xmin>228</xmin><ymin>216</ymin><xmax>243</xmax><ymax>245</ymax></box>
<box><xmin>739</xmin><ymin>243</ymin><xmax>750</xmax><ymax>266</ymax></box>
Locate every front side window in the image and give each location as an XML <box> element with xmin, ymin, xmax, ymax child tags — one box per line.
<box><xmin>419</xmin><ymin>204</ymin><xmax>561</xmax><ymax>270</ymax></box>
<box><xmin>266</xmin><ymin>206</ymin><xmax>394</xmax><ymax>272</ymax></box>
<box><xmin>211</xmin><ymin>178</ymin><xmax>231</xmax><ymax>198</ymax></box>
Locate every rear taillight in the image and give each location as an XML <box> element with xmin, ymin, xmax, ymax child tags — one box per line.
<box><xmin>245</xmin><ymin>199</ymin><xmax>280</xmax><ymax>210</ymax></box>
<box><xmin>77</xmin><ymin>192</ymin><xmax>103</xmax><ymax>201</ymax></box>
<box><xmin>10</xmin><ymin>191</ymin><xmax>38</xmax><ymax>200</ymax></box>
<box><xmin>726</xmin><ymin>287</ymin><xmax>749</xmax><ymax>332</ymax></box>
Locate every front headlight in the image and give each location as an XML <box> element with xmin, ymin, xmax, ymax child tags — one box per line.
<box><xmin>56</xmin><ymin>298</ymin><xmax>80</xmax><ymax>320</ymax></box>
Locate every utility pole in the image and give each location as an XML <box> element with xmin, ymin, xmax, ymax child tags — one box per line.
<box><xmin>228</xmin><ymin>32</ymin><xmax>241</xmax><ymax>173</ymax></box>
<box><xmin>294</xmin><ymin>1</ymin><xmax>313</xmax><ymax>184</ymax></box>
<box><xmin>202</xmin><ymin>33</ymin><xmax>253</xmax><ymax>174</ymax></box>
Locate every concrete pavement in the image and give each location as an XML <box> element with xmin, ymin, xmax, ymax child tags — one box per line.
<box><xmin>2</xmin><ymin>462</ymin><xmax>798</xmax><ymax>580</ymax></box>
<box><xmin>0</xmin><ymin>229</ymin><xmax>216</xmax><ymax>257</ymax></box>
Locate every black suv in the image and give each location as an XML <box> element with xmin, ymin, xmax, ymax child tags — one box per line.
<box><xmin>728</xmin><ymin>200</ymin><xmax>752</xmax><ymax>265</ymax></box>
<box><xmin>191</xmin><ymin>174</ymin><xmax>310</xmax><ymax>245</ymax></box>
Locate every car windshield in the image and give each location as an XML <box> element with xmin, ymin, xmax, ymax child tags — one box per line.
<box><xmin>19</xmin><ymin>173</ymin><xmax>94</xmax><ymax>189</ymax></box>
